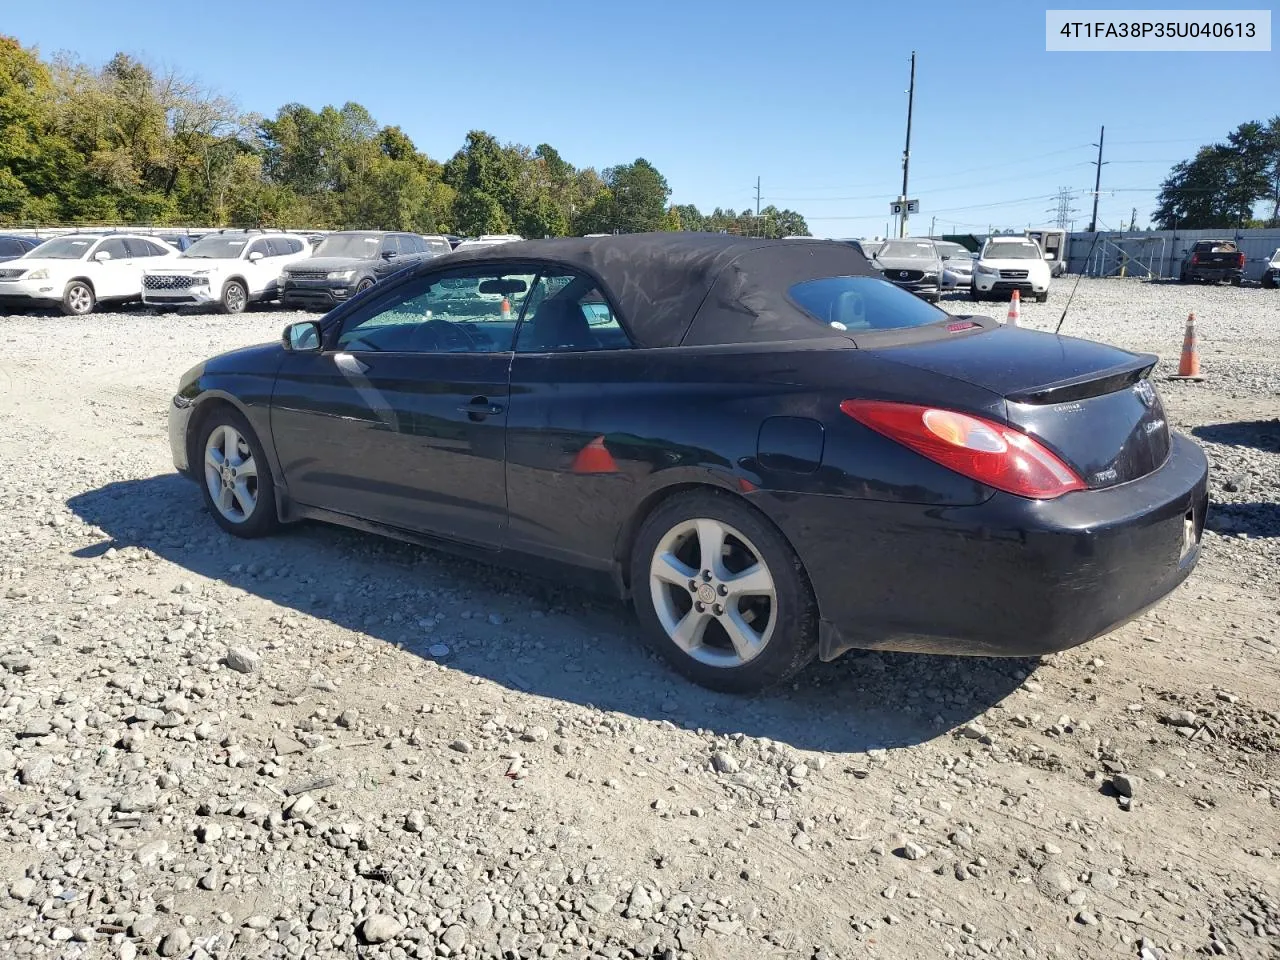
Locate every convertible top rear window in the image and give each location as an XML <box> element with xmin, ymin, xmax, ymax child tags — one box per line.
<box><xmin>788</xmin><ymin>276</ymin><xmax>949</xmax><ymax>331</ymax></box>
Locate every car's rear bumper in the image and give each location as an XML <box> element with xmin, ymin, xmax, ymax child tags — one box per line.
<box><xmin>1185</xmin><ymin>268</ymin><xmax>1242</xmax><ymax>282</ymax></box>
<box><xmin>764</xmin><ymin>432</ymin><xmax>1208</xmax><ymax>660</ymax></box>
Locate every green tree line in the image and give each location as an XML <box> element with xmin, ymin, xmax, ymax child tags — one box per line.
<box><xmin>0</xmin><ymin>36</ymin><xmax>809</xmax><ymax>238</ymax></box>
<box><xmin>1154</xmin><ymin>117</ymin><xmax>1280</xmax><ymax>229</ymax></box>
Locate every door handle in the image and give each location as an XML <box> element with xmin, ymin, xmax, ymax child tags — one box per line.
<box><xmin>457</xmin><ymin>397</ymin><xmax>505</xmax><ymax>418</ymax></box>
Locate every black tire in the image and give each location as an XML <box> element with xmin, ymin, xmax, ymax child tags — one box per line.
<box><xmin>219</xmin><ymin>280</ymin><xmax>248</xmax><ymax>315</ymax></box>
<box><xmin>630</xmin><ymin>489</ymin><xmax>818</xmax><ymax>693</ymax></box>
<box><xmin>356</xmin><ymin>277</ymin><xmax>376</xmax><ymax>294</ymax></box>
<box><xmin>969</xmin><ymin>287</ymin><xmax>982</xmax><ymax>302</ymax></box>
<box><xmin>1263</xmin><ymin>273</ymin><xmax>1277</xmax><ymax>290</ymax></box>
<box><xmin>1036</xmin><ymin>292</ymin><xmax>1049</xmax><ymax>303</ymax></box>
<box><xmin>195</xmin><ymin>406</ymin><xmax>279</xmax><ymax>539</ymax></box>
<box><xmin>60</xmin><ymin>280</ymin><xmax>95</xmax><ymax>316</ymax></box>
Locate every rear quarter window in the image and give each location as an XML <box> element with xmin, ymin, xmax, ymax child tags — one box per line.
<box><xmin>788</xmin><ymin>276</ymin><xmax>949</xmax><ymax>331</ymax></box>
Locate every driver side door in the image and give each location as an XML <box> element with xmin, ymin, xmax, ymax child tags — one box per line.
<box><xmin>270</xmin><ymin>265</ymin><xmax>535</xmax><ymax>548</ymax></box>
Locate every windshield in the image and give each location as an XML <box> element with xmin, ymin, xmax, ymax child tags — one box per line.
<box><xmin>789</xmin><ymin>275</ymin><xmax>948</xmax><ymax>331</ymax></box>
<box><xmin>182</xmin><ymin>236</ymin><xmax>251</xmax><ymax>259</ymax></box>
<box><xmin>25</xmin><ymin>236</ymin><xmax>96</xmax><ymax>260</ymax></box>
<box><xmin>314</xmin><ymin>234</ymin><xmax>382</xmax><ymax>259</ymax></box>
<box><xmin>984</xmin><ymin>242</ymin><xmax>1041</xmax><ymax>260</ymax></box>
<box><xmin>877</xmin><ymin>240</ymin><xmax>936</xmax><ymax>260</ymax></box>
<box><xmin>934</xmin><ymin>242</ymin><xmax>971</xmax><ymax>260</ymax></box>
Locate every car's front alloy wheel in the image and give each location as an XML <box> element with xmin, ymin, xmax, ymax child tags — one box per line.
<box><xmin>631</xmin><ymin>490</ymin><xmax>818</xmax><ymax>692</ymax></box>
<box><xmin>197</xmin><ymin>409</ymin><xmax>278</xmax><ymax>538</ymax></box>
<box><xmin>220</xmin><ymin>280</ymin><xmax>248</xmax><ymax>314</ymax></box>
<box><xmin>61</xmin><ymin>281</ymin><xmax>95</xmax><ymax>316</ymax></box>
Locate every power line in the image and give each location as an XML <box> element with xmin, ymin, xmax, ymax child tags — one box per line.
<box><xmin>805</xmin><ymin>191</ymin><xmax>1062</xmax><ymax>221</ymax></box>
<box><xmin>761</xmin><ymin>144</ymin><xmax>1094</xmax><ymax>196</ymax></box>
<box><xmin>763</xmin><ymin>162</ymin><xmax>1092</xmax><ymax>203</ymax></box>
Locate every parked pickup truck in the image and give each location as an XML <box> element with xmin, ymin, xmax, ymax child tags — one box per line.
<box><xmin>1179</xmin><ymin>239</ymin><xmax>1245</xmax><ymax>285</ymax></box>
<box><xmin>1262</xmin><ymin>247</ymin><xmax>1279</xmax><ymax>289</ymax></box>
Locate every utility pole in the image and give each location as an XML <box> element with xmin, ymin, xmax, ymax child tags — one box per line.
<box><xmin>754</xmin><ymin>176</ymin><xmax>761</xmax><ymax>238</ymax></box>
<box><xmin>1129</xmin><ymin>206</ymin><xmax>1137</xmax><ymax>231</ymax></box>
<box><xmin>899</xmin><ymin>50</ymin><xmax>916</xmax><ymax>238</ymax></box>
<box><xmin>1088</xmin><ymin>125</ymin><xmax>1106</xmax><ymax>232</ymax></box>
<box><xmin>929</xmin><ymin>215</ymin><xmax>936</xmax><ymax>237</ymax></box>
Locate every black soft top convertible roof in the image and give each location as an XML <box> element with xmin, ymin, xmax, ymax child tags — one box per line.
<box><xmin>439</xmin><ymin>232</ymin><xmax>880</xmax><ymax>348</ymax></box>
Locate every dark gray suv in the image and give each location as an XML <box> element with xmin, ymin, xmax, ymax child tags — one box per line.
<box><xmin>871</xmin><ymin>238</ymin><xmax>943</xmax><ymax>303</ymax></box>
<box><xmin>280</xmin><ymin>231</ymin><xmax>442</xmax><ymax>310</ymax></box>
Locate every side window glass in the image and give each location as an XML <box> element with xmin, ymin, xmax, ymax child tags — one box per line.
<box><xmin>99</xmin><ymin>238</ymin><xmax>131</xmax><ymax>260</ymax></box>
<box><xmin>381</xmin><ymin>236</ymin><xmax>401</xmax><ymax>257</ymax></box>
<box><xmin>0</xmin><ymin>240</ymin><xmax>22</xmax><ymax>258</ymax></box>
<box><xmin>336</xmin><ymin>269</ymin><xmax>537</xmax><ymax>354</ymax></box>
<box><xmin>516</xmin><ymin>274</ymin><xmax>630</xmax><ymax>353</ymax></box>
<box><xmin>247</xmin><ymin>239</ymin><xmax>270</xmax><ymax>258</ymax></box>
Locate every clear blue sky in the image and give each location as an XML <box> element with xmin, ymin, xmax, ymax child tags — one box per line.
<box><xmin>6</xmin><ymin>0</ymin><xmax>1275</xmax><ymax>237</ymax></box>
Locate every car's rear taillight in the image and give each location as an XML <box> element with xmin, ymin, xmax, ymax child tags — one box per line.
<box><xmin>1238</xmin><ymin>252</ymin><xmax>1246</xmax><ymax>268</ymax></box>
<box><xmin>1190</xmin><ymin>253</ymin><xmax>1199</xmax><ymax>265</ymax></box>
<box><xmin>839</xmin><ymin>400</ymin><xmax>1086</xmax><ymax>499</ymax></box>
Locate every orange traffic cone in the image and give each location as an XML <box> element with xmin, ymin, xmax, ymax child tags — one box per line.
<box><xmin>1005</xmin><ymin>289</ymin><xmax>1021</xmax><ymax>327</ymax></box>
<box><xmin>500</xmin><ymin>296</ymin><xmax>511</xmax><ymax>320</ymax></box>
<box><xmin>571</xmin><ymin>435</ymin><xmax>618</xmax><ymax>474</ymax></box>
<box><xmin>1168</xmin><ymin>312</ymin><xmax>1205</xmax><ymax>381</ymax></box>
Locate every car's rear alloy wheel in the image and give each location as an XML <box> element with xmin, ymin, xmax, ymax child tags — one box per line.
<box><xmin>198</xmin><ymin>409</ymin><xmax>278</xmax><ymax>538</ymax></box>
<box><xmin>632</xmin><ymin>491</ymin><xmax>818</xmax><ymax>692</ymax></box>
<box><xmin>220</xmin><ymin>280</ymin><xmax>248</xmax><ymax>314</ymax></box>
<box><xmin>61</xmin><ymin>281</ymin><xmax>95</xmax><ymax>316</ymax></box>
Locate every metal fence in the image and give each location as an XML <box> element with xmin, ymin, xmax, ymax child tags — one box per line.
<box><xmin>1065</xmin><ymin>228</ymin><xmax>1280</xmax><ymax>281</ymax></box>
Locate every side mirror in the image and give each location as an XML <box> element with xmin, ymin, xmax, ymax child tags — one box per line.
<box><xmin>282</xmin><ymin>320</ymin><xmax>322</xmax><ymax>353</ymax></box>
<box><xmin>93</xmin><ymin>250</ymin><xmax>112</xmax><ymax>262</ymax></box>
<box><xmin>381</xmin><ymin>250</ymin><xmax>397</xmax><ymax>260</ymax></box>
<box><xmin>248</xmin><ymin>251</ymin><xmax>264</xmax><ymax>262</ymax></box>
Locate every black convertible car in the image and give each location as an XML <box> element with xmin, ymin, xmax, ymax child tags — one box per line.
<box><xmin>169</xmin><ymin>234</ymin><xmax>1208</xmax><ymax>692</ymax></box>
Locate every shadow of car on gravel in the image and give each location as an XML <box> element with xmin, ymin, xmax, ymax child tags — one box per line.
<box><xmin>1192</xmin><ymin>419</ymin><xmax>1280</xmax><ymax>454</ymax></box>
<box><xmin>1204</xmin><ymin>502</ymin><xmax>1280</xmax><ymax>539</ymax></box>
<box><xmin>67</xmin><ymin>474</ymin><xmax>1034</xmax><ymax>756</ymax></box>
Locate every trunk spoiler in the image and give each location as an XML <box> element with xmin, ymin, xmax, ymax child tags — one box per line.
<box><xmin>1006</xmin><ymin>352</ymin><xmax>1158</xmax><ymax>405</ymax></box>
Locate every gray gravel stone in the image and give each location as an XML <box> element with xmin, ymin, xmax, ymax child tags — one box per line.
<box><xmin>360</xmin><ymin>915</ymin><xmax>403</xmax><ymax>944</ymax></box>
<box><xmin>224</xmin><ymin>646</ymin><xmax>260</xmax><ymax>674</ymax></box>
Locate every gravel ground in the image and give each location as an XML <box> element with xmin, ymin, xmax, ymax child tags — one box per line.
<box><xmin>1</xmin><ymin>278</ymin><xmax>1277</xmax><ymax>960</ymax></box>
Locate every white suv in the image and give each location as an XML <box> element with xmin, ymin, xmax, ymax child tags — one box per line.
<box><xmin>971</xmin><ymin>237</ymin><xmax>1052</xmax><ymax>303</ymax></box>
<box><xmin>0</xmin><ymin>233</ymin><xmax>180</xmax><ymax>315</ymax></box>
<box><xmin>142</xmin><ymin>231</ymin><xmax>312</xmax><ymax>314</ymax></box>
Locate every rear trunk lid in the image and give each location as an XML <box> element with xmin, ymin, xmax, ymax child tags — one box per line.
<box><xmin>1190</xmin><ymin>242</ymin><xmax>1241</xmax><ymax>268</ymax></box>
<box><xmin>875</xmin><ymin>326</ymin><xmax>1171</xmax><ymax>488</ymax></box>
